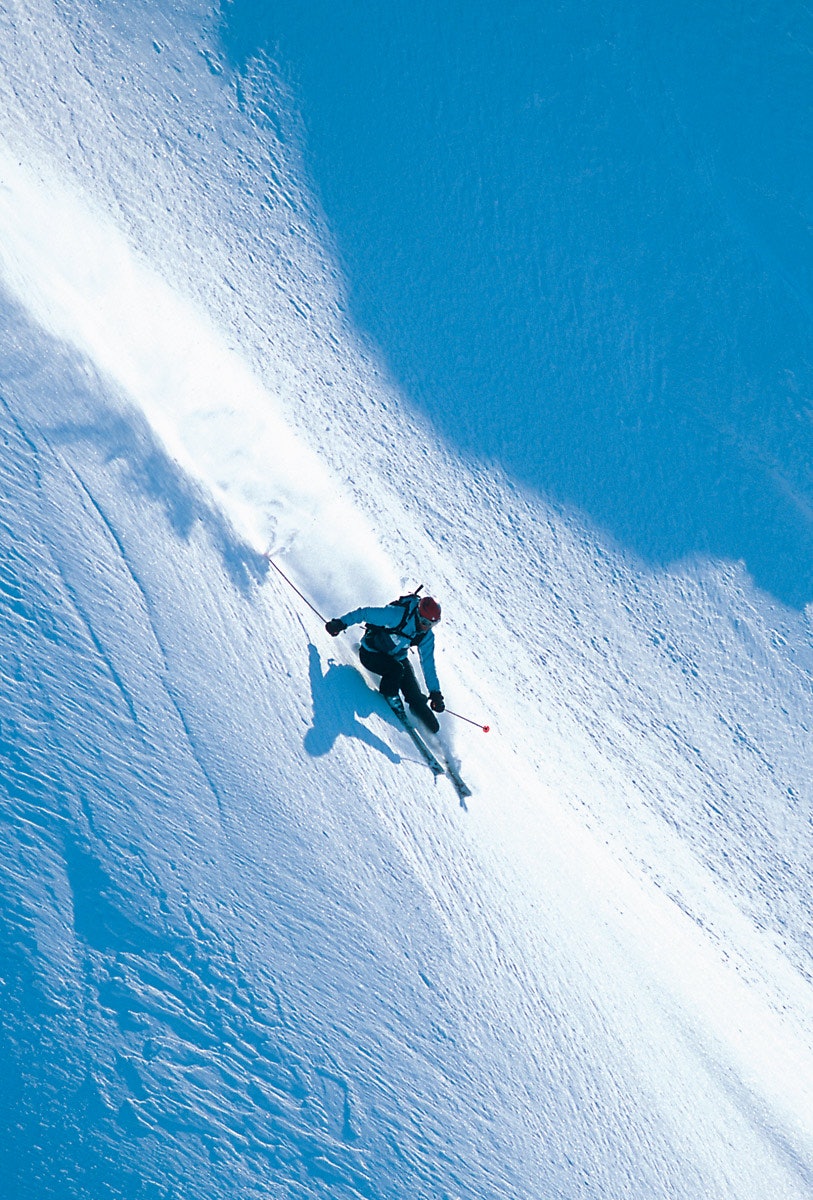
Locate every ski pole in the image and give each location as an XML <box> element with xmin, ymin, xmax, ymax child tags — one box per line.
<box><xmin>445</xmin><ymin>708</ymin><xmax>490</xmax><ymax>733</ymax></box>
<box><xmin>264</xmin><ymin>553</ymin><xmax>327</xmax><ymax>623</ymax></box>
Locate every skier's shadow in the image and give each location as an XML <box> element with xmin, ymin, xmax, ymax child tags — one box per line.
<box><xmin>304</xmin><ymin>642</ymin><xmax>401</xmax><ymax>765</ymax></box>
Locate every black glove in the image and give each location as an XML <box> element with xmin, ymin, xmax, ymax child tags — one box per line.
<box><xmin>429</xmin><ymin>690</ymin><xmax>445</xmax><ymax>712</ymax></box>
<box><xmin>325</xmin><ymin>618</ymin><xmax>347</xmax><ymax>636</ymax></box>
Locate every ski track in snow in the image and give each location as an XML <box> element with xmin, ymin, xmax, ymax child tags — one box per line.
<box><xmin>1</xmin><ymin>3</ymin><xmax>812</xmax><ymax>1199</ymax></box>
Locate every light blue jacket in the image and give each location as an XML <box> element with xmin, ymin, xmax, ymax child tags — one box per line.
<box><xmin>339</xmin><ymin>601</ymin><xmax>441</xmax><ymax>693</ymax></box>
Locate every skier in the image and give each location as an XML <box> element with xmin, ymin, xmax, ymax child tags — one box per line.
<box><xmin>325</xmin><ymin>593</ymin><xmax>445</xmax><ymax>733</ymax></box>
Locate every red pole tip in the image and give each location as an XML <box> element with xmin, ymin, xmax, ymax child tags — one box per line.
<box><xmin>482</xmin><ymin>725</ymin><xmax>490</xmax><ymax>733</ymax></box>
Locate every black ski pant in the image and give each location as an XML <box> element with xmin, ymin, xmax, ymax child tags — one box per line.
<box><xmin>359</xmin><ymin>647</ymin><xmax>440</xmax><ymax>734</ymax></box>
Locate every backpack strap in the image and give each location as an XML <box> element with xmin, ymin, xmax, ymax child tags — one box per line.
<box><xmin>385</xmin><ymin>593</ymin><xmax>421</xmax><ymax>635</ymax></box>
<box><xmin>362</xmin><ymin>591</ymin><xmax>423</xmax><ymax>651</ymax></box>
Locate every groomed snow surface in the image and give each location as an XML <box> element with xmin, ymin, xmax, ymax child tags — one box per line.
<box><xmin>1</xmin><ymin>4</ymin><xmax>811</xmax><ymax>1198</ymax></box>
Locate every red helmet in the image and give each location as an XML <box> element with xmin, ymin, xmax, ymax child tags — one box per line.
<box><xmin>418</xmin><ymin>595</ymin><xmax>442</xmax><ymax>625</ymax></box>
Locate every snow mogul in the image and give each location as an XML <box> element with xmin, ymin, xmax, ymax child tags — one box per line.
<box><xmin>325</xmin><ymin>592</ymin><xmax>445</xmax><ymax>733</ymax></box>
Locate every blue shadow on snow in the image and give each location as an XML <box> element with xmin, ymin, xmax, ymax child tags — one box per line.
<box><xmin>304</xmin><ymin>642</ymin><xmax>401</xmax><ymax>766</ymax></box>
<box><xmin>221</xmin><ymin>1</ymin><xmax>813</xmax><ymax>609</ymax></box>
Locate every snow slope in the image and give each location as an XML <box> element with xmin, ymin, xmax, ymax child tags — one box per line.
<box><xmin>224</xmin><ymin>0</ymin><xmax>813</xmax><ymax>610</ymax></box>
<box><xmin>1</xmin><ymin>3</ymin><xmax>812</xmax><ymax>1198</ymax></box>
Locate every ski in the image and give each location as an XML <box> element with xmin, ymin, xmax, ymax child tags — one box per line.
<box><xmin>426</xmin><ymin>735</ymin><xmax>472</xmax><ymax>806</ymax></box>
<box><xmin>385</xmin><ymin>697</ymin><xmax>472</xmax><ymax>806</ymax></box>
<box><xmin>385</xmin><ymin>696</ymin><xmax>444</xmax><ymax>778</ymax></box>
<box><xmin>440</xmin><ymin>756</ymin><xmax>472</xmax><ymax>805</ymax></box>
